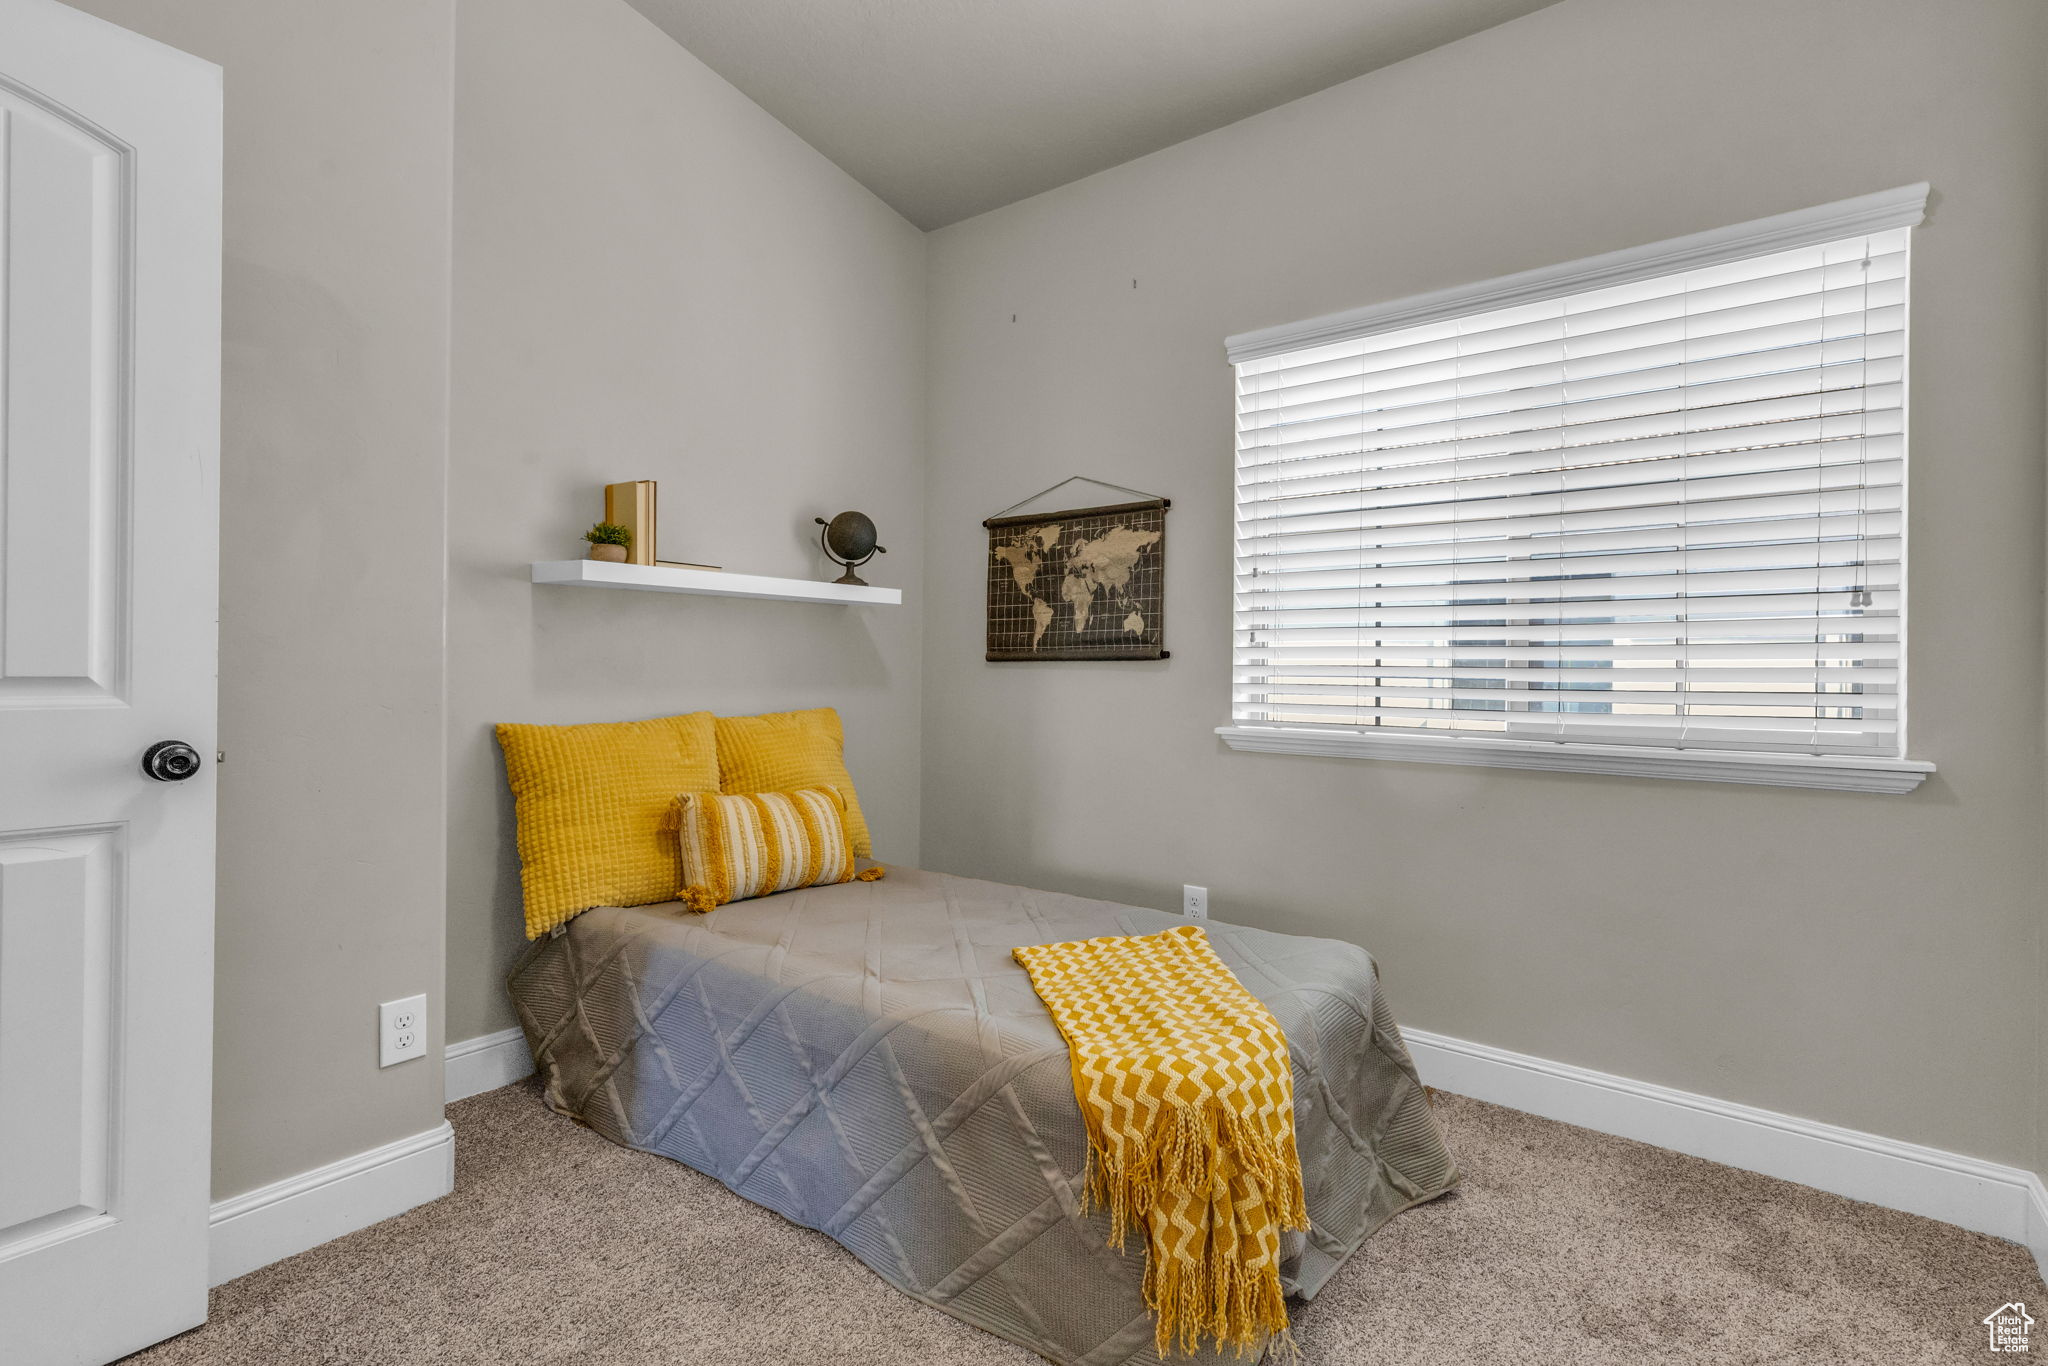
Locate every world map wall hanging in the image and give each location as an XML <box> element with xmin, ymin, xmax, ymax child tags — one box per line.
<box><xmin>983</xmin><ymin>480</ymin><xmax>1168</xmax><ymax>662</ymax></box>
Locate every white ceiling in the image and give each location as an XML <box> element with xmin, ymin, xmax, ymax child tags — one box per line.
<box><xmin>623</xmin><ymin>0</ymin><xmax>1561</xmax><ymax>230</ymax></box>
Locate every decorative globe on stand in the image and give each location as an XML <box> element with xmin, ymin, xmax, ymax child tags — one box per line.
<box><xmin>815</xmin><ymin>511</ymin><xmax>886</xmax><ymax>586</ymax></box>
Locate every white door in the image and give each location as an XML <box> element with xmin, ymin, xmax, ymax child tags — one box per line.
<box><xmin>0</xmin><ymin>2</ymin><xmax>220</xmax><ymax>1362</ymax></box>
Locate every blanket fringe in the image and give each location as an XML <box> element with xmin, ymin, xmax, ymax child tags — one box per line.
<box><xmin>1083</xmin><ymin>1100</ymin><xmax>1308</xmax><ymax>1357</ymax></box>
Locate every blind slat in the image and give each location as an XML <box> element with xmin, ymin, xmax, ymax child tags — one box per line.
<box><xmin>1233</xmin><ymin>639</ymin><xmax>1898</xmax><ymax>662</ymax></box>
<box><xmin>1238</xmin><ymin>383</ymin><xmax>1904</xmax><ymax>471</ymax></box>
<box><xmin>1239</xmin><ymin>540</ymin><xmax>1901</xmax><ymax>592</ymax></box>
<box><xmin>1232</xmin><ymin>700</ymin><xmax>1893</xmax><ymax>737</ymax></box>
<box><xmin>1238</xmin><ymin>406</ymin><xmax>1903</xmax><ymax>494</ymax></box>
<box><xmin>1239</xmin><ymin>456</ymin><xmax>1903</xmax><ymax>539</ymax></box>
<box><xmin>1237</xmin><ymin>665</ymin><xmax>1896</xmax><ymax>686</ymax></box>
<box><xmin>1238</xmin><ymin>510</ymin><xmax>1901</xmax><ymax>573</ymax></box>
<box><xmin>1239</xmin><ymin>320</ymin><xmax>1907</xmax><ymax>435</ymax></box>
<box><xmin>1239</xmin><ymin>338</ymin><xmax>1904</xmax><ymax>457</ymax></box>
<box><xmin>1241</xmin><ymin>695</ymin><xmax>1896</xmax><ymax>719</ymax></box>
<box><xmin>1237</xmin><ymin>620</ymin><xmax>1900</xmax><ymax>646</ymax></box>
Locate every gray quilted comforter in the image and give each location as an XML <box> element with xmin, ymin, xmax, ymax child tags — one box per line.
<box><xmin>508</xmin><ymin>867</ymin><xmax>1458</xmax><ymax>1365</ymax></box>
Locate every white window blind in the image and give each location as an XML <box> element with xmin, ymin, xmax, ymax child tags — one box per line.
<box><xmin>1231</xmin><ymin>204</ymin><xmax>1919</xmax><ymax>761</ymax></box>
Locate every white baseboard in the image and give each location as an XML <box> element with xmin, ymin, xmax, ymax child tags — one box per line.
<box><xmin>207</xmin><ymin>1121</ymin><xmax>454</xmax><ymax>1287</ymax></box>
<box><xmin>202</xmin><ymin>1020</ymin><xmax>532</xmax><ymax>1290</ymax></box>
<box><xmin>2027</xmin><ymin>1174</ymin><xmax>2048</xmax><ymax>1284</ymax></box>
<box><xmin>1405</xmin><ymin>1028</ymin><xmax>2048</xmax><ymax>1283</ymax></box>
<box><xmin>445</xmin><ymin>1026</ymin><xmax>534</xmax><ymax>1103</ymax></box>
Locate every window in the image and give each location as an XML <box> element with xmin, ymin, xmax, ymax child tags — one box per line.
<box><xmin>1221</xmin><ymin>186</ymin><xmax>1933</xmax><ymax>793</ymax></box>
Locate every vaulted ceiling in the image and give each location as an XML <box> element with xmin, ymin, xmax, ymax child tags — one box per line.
<box><xmin>623</xmin><ymin>0</ymin><xmax>1561</xmax><ymax>230</ymax></box>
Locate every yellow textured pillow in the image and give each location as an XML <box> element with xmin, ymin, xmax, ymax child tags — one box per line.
<box><xmin>496</xmin><ymin>712</ymin><xmax>719</xmax><ymax>938</ymax></box>
<box><xmin>714</xmin><ymin>707</ymin><xmax>871</xmax><ymax>857</ymax></box>
<box><xmin>676</xmin><ymin>786</ymin><xmax>884</xmax><ymax>911</ymax></box>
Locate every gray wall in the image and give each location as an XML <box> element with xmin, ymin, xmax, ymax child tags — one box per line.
<box><xmin>443</xmin><ymin>0</ymin><xmax>927</xmax><ymax>1044</ymax></box>
<box><xmin>61</xmin><ymin>0</ymin><xmax>2044</xmax><ymax>1203</ymax></box>
<box><xmin>58</xmin><ymin>0</ymin><xmax>454</xmax><ymax>1198</ymax></box>
<box><xmin>922</xmin><ymin>0</ymin><xmax>2048</xmax><ymax>1168</ymax></box>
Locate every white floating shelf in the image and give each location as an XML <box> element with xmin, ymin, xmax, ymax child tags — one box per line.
<box><xmin>531</xmin><ymin>559</ymin><xmax>902</xmax><ymax>605</ymax></box>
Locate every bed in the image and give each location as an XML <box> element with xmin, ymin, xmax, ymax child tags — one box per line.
<box><xmin>508</xmin><ymin>866</ymin><xmax>1458</xmax><ymax>1365</ymax></box>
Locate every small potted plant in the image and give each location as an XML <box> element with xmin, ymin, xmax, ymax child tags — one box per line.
<box><xmin>584</xmin><ymin>522</ymin><xmax>632</xmax><ymax>562</ymax></box>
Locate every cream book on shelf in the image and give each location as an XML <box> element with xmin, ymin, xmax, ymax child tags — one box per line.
<box><xmin>603</xmin><ymin>480</ymin><xmax>657</xmax><ymax>566</ymax></box>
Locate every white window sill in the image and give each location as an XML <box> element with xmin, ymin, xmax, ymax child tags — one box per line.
<box><xmin>1214</xmin><ymin>725</ymin><xmax>1933</xmax><ymax>795</ymax></box>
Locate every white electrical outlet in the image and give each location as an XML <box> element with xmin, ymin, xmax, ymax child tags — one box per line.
<box><xmin>379</xmin><ymin>994</ymin><xmax>428</xmax><ymax>1068</ymax></box>
<box><xmin>1182</xmin><ymin>885</ymin><xmax>1208</xmax><ymax>919</ymax></box>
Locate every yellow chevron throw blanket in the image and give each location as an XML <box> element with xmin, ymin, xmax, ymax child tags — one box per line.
<box><xmin>1013</xmin><ymin>924</ymin><xmax>1308</xmax><ymax>1358</ymax></box>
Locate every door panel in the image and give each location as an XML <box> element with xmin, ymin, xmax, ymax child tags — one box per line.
<box><xmin>0</xmin><ymin>830</ymin><xmax>117</xmax><ymax>1239</ymax></box>
<box><xmin>0</xmin><ymin>2</ymin><xmax>220</xmax><ymax>1362</ymax></box>
<box><xmin>0</xmin><ymin>91</ymin><xmax>127</xmax><ymax>703</ymax></box>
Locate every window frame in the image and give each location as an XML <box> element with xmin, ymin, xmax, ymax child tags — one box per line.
<box><xmin>1218</xmin><ymin>185</ymin><xmax>1935</xmax><ymax>795</ymax></box>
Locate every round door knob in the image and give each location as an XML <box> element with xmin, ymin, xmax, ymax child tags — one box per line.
<box><xmin>142</xmin><ymin>740</ymin><xmax>204</xmax><ymax>782</ymax></box>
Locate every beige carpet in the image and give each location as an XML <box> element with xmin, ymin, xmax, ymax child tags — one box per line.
<box><xmin>127</xmin><ymin>1081</ymin><xmax>2043</xmax><ymax>1365</ymax></box>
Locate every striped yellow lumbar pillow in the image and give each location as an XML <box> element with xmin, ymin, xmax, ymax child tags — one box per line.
<box><xmin>676</xmin><ymin>786</ymin><xmax>883</xmax><ymax>911</ymax></box>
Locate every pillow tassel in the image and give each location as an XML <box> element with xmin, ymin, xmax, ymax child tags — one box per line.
<box><xmin>855</xmin><ymin>864</ymin><xmax>887</xmax><ymax>882</ymax></box>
